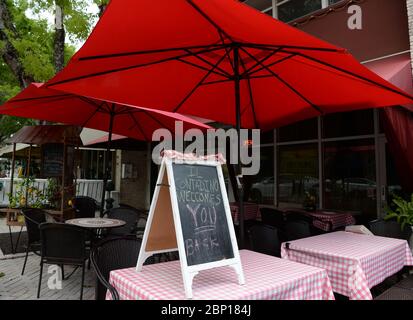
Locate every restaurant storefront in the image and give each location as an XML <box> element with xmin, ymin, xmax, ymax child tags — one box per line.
<box><xmin>245</xmin><ymin>109</ymin><xmax>395</xmax><ymax>224</ymax></box>
<box><xmin>241</xmin><ymin>0</ymin><xmax>413</xmax><ymax>223</ymax></box>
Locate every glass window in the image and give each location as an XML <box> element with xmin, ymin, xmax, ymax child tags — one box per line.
<box><xmin>323</xmin><ymin>139</ymin><xmax>376</xmax><ymax>219</ymax></box>
<box><xmin>278</xmin><ymin>143</ymin><xmax>319</xmax><ymax>207</ymax></box>
<box><xmin>244</xmin><ymin>0</ymin><xmax>273</xmax><ymax>12</ymax></box>
<box><xmin>328</xmin><ymin>0</ymin><xmax>342</xmax><ymax>5</ymax></box>
<box><xmin>322</xmin><ymin>110</ymin><xmax>374</xmax><ymax>138</ymax></box>
<box><xmin>277</xmin><ymin>0</ymin><xmax>322</xmax><ymax>22</ymax></box>
<box><xmin>264</xmin><ymin>8</ymin><xmax>273</xmax><ymax>17</ymax></box>
<box><xmin>261</xmin><ymin>129</ymin><xmax>274</xmax><ymax>144</ymax></box>
<box><xmin>247</xmin><ymin>146</ymin><xmax>274</xmax><ymax>205</ymax></box>
<box><xmin>278</xmin><ymin>118</ymin><xmax>318</xmax><ymax>142</ymax></box>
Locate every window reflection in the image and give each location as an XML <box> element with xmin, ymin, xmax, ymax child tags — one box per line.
<box><xmin>278</xmin><ymin>144</ymin><xmax>319</xmax><ymax>207</ymax></box>
<box><xmin>323</xmin><ymin>139</ymin><xmax>376</xmax><ymax>218</ymax></box>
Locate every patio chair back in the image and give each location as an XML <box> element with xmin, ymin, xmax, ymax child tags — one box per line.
<box><xmin>39</xmin><ymin>223</ymin><xmax>88</xmax><ymax>265</ymax></box>
<box><xmin>22</xmin><ymin>208</ymin><xmax>48</xmax><ymax>245</ymax></box>
<box><xmin>369</xmin><ymin>219</ymin><xmax>412</xmax><ymax>240</ymax></box>
<box><xmin>249</xmin><ymin>224</ymin><xmax>281</xmax><ymax>257</ymax></box>
<box><xmin>37</xmin><ymin>223</ymin><xmax>88</xmax><ymax>299</ymax></box>
<box><xmin>260</xmin><ymin>208</ymin><xmax>285</xmax><ymax>229</ymax></box>
<box><xmin>91</xmin><ymin>236</ymin><xmax>147</xmax><ymax>300</ymax></box>
<box><xmin>72</xmin><ymin>196</ymin><xmax>97</xmax><ymax>219</ymax></box>
<box><xmin>284</xmin><ymin>220</ymin><xmax>312</xmax><ymax>241</ymax></box>
<box><xmin>105</xmin><ymin>207</ymin><xmax>140</xmax><ymax>236</ymax></box>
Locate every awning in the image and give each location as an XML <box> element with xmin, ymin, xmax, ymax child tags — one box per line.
<box><xmin>0</xmin><ymin>143</ymin><xmax>31</xmax><ymax>157</ymax></box>
<box><xmin>364</xmin><ymin>53</ymin><xmax>413</xmax><ymax>111</ymax></box>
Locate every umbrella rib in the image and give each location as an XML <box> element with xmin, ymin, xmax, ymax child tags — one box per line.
<box><xmin>10</xmin><ymin>93</ymin><xmax>73</xmax><ymax>103</ymax></box>
<box><xmin>240</xmin><ymin>56</ymin><xmax>259</xmax><ymax>128</ymax></box>
<box><xmin>218</xmin><ymin>31</ymin><xmax>234</xmax><ymax>70</ymax></box>
<box><xmin>247</xmin><ymin>53</ymin><xmax>296</xmax><ymax>77</ymax></box>
<box><xmin>48</xmin><ymin>45</ymin><xmax>229</xmax><ymax>87</ymax></box>
<box><xmin>173</xmin><ymin>52</ymin><xmax>229</xmax><ymax>113</ymax></box>
<box><xmin>240</xmin><ymin>47</ymin><xmax>323</xmax><ymax>114</ymax></box>
<box><xmin>240</xmin><ymin>49</ymin><xmax>282</xmax><ymax>78</ymax></box>
<box><xmin>282</xmin><ymin>49</ymin><xmax>413</xmax><ymax>101</ymax></box>
<box><xmin>78</xmin><ymin>43</ymin><xmax>226</xmax><ymax>61</ymax></box>
<box><xmin>202</xmin><ymin>74</ymin><xmax>275</xmax><ymax>86</ymax></box>
<box><xmin>241</xmin><ymin>43</ymin><xmax>344</xmax><ymax>54</ymax></box>
<box><xmin>186</xmin><ymin>0</ymin><xmax>234</xmax><ymax>43</ymax></box>
<box><xmin>141</xmin><ymin>109</ymin><xmax>175</xmax><ymax>133</ymax></box>
<box><xmin>177</xmin><ymin>57</ymin><xmax>230</xmax><ymax>79</ymax></box>
<box><xmin>81</xmin><ymin>104</ymin><xmax>104</xmax><ymax>128</ymax></box>
<box><xmin>127</xmin><ymin>112</ymin><xmax>150</xmax><ymax>141</ymax></box>
<box><xmin>184</xmin><ymin>48</ymin><xmax>232</xmax><ymax>78</ymax></box>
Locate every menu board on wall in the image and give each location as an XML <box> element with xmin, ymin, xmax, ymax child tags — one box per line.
<box><xmin>42</xmin><ymin>143</ymin><xmax>64</xmax><ymax>177</ymax></box>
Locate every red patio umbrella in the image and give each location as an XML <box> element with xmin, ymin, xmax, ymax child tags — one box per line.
<box><xmin>0</xmin><ymin>83</ymin><xmax>211</xmax><ymax>214</ymax></box>
<box><xmin>45</xmin><ymin>0</ymin><xmax>413</xmax><ymax>244</ymax></box>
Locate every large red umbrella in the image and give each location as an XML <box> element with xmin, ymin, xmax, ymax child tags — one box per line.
<box><xmin>0</xmin><ymin>83</ymin><xmax>211</xmax><ymax>214</ymax></box>
<box><xmin>45</xmin><ymin>0</ymin><xmax>413</xmax><ymax>243</ymax></box>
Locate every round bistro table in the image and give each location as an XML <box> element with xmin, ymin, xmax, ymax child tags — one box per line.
<box><xmin>65</xmin><ymin>218</ymin><xmax>126</xmax><ymax>230</ymax></box>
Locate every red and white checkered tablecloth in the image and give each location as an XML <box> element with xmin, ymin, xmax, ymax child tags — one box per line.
<box><xmin>230</xmin><ymin>203</ymin><xmax>260</xmax><ymax>223</ymax></box>
<box><xmin>310</xmin><ymin>211</ymin><xmax>356</xmax><ymax>231</ymax></box>
<box><xmin>281</xmin><ymin>231</ymin><xmax>413</xmax><ymax>300</ymax></box>
<box><xmin>106</xmin><ymin>250</ymin><xmax>334</xmax><ymax>300</ymax></box>
<box><xmin>282</xmin><ymin>208</ymin><xmax>356</xmax><ymax>231</ymax></box>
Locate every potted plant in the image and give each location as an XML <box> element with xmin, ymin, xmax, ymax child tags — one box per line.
<box><xmin>303</xmin><ymin>191</ymin><xmax>317</xmax><ymax>211</ymax></box>
<box><xmin>384</xmin><ymin>194</ymin><xmax>413</xmax><ymax>249</ymax></box>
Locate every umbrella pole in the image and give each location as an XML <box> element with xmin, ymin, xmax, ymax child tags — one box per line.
<box><xmin>233</xmin><ymin>46</ymin><xmax>245</xmax><ymax>248</ymax></box>
<box><xmin>100</xmin><ymin>108</ymin><xmax>114</xmax><ymax>217</ymax></box>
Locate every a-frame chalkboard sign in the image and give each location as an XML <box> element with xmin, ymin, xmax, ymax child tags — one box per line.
<box><xmin>136</xmin><ymin>151</ymin><xmax>245</xmax><ymax>299</ymax></box>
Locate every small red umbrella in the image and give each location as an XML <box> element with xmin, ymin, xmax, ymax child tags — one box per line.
<box><xmin>44</xmin><ymin>0</ymin><xmax>413</xmax><ymax>244</ymax></box>
<box><xmin>0</xmin><ymin>83</ymin><xmax>211</xmax><ymax>213</ymax></box>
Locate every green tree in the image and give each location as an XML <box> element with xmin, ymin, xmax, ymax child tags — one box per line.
<box><xmin>0</xmin><ymin>0</ymin><xmax>96</xmax><ymax>143</ymax></box>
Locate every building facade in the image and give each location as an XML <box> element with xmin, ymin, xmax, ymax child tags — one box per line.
<box><xmin>240</xmin><ymin>0</ymin><xmax>413</xmax><ymax>224</ymax></box>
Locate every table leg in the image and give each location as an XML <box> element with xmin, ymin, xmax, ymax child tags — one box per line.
<box><xmin>13</xmin><ymin>226</ymin><xmax>24</xmax><ymax>254</ymax></box>
<box><xmin>8</xmin><ymin>226</ymin><xmax>15</xmax><ymax>254</ymax></box>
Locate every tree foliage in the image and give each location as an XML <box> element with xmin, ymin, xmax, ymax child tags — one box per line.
<box><xmin>0</xmin><ymin>0</ymin><xmax>97</xmax><ymax>144</ymax></box>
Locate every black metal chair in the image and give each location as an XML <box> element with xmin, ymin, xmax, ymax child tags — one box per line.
<box><xmin>21</xmin><ymin>208</ymin><xmax>55</xmax><ymax>275</ymax></box>
<box><xmin>369</xmin><ymin>219</ymin><xmax>412</xmax><ymax>240</ymax></box>
<box><xmin>260</xmin><ymin>208</ymin><xmax>286</xmax><ymax>241</ymax></box>
<box><xmin>91</xmin><ymin>236</ymin><xmax>150</xmax><ymax>300</ymax></box>
<box><xmin>37</xmin><ymin>223</ymin><xmax>89</xmax><ymax>300</ymax></box>
<box><xmin>104</xmin><ymin>207</ymin><xmax>141</xmax><ymax>237</ymax></box>
<box><xmin>72</xmin><ymin>196</ymin><xmax>98</xmax><ymax>219</ymax></box>
<box><xmin>284</xmin><ymin>219</ymin><xmax>312</xmax><ymax>241</ymax></box>
<box><xmin>260</xmin><ymin>208</ymin><xmax>285</xmax><ymax>228</ymax></box>
<box><xmin>249</xmin><ymin>224</ymin><xmax>281</xmax><ymax>257</ymax></box>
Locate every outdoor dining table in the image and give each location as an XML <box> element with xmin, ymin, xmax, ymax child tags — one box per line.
<box><xmin>280</xmin><ymin>208</ymin><xmax>356</xmax><ymax>231</ymax></box>
<box><xmin>65</xmin><ymin>217</ymin><xmax>126</xmax><ymax>238</ymax></box>
<box><xmin>65</xmin><ymin>217</ymin><xmax>126</xmax><ymax>230</ymax></box>
<box><xmin>229</xmin><ymin>202</ymin><xmax>260</xmax><ymax>225</ymax></box>
<box><xmin>106</xmin><ymin>250</ymin><xmax>335</xmax><ymax>300</ymax></box>
<box><xmin>281</xmin><ymin>231</ymin><xmax>413</xmax><ymax>300</ymax></box>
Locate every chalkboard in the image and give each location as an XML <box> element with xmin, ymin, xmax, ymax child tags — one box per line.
<box><xmin>172</xmin><ymin>163</ymin><xmax>234</xmax><ymax>266</ymax></box>
<box><xmin>42</xmin><ymin>144</ymin><xmax>64</xmax><ymax>177</ymax></box>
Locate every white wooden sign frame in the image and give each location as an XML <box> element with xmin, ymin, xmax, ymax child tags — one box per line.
<box><xmin>136</xmin><ymin>156</ymin><xmax>245</xmax><ymax>299</ymax></box>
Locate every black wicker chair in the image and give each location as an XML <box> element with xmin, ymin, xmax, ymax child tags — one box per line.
<box><xmin>72</xmin><ymin>196</ymin><xmax>98</xmax><ymax>219</ymax></box>
<box><xmin>104</xmin><ymin>207</ymin><xmax>141</xmax><ymax>237</ymax></box>
<box><xmin>21</xmin><ymin>208</ymin><xmax>55</xmax><ymax>275</ymax></box>
<box><xmin>369</xmin><ymin>219</ymin><xmax>412</xmax><ymax>240</ymax></box>
<box><xmin>37</xmin><ymin>223</ymin><xmax>88</xmax><ymax>299</ymax></box>
<box><xmin>249</xmin><ymin>224</ymin><xmax>281</xmax><ymax>257</ymax></box>
<box><xmin>91</xmin><ymin>236</ymin><xmax>148</xmax><ymax>300</ymax></box>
